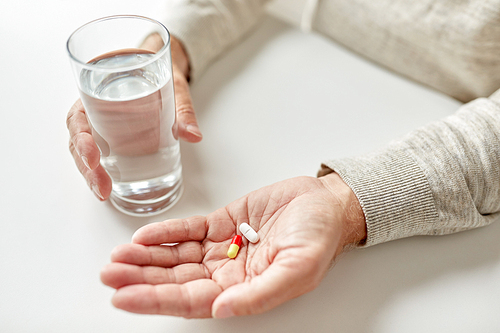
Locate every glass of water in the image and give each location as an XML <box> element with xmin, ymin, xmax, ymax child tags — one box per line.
<box><xmin>67</xmin><ymin>15</ymin><xmax>183</xmax><ymax>216</ymax></box>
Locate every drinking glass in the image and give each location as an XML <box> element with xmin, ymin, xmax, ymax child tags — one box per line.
<box><xmin>67</xmin><ymin>15</ymin><xmax>183</xmax><ymax>216</ymax></box>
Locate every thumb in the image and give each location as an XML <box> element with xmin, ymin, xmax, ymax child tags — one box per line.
<box><xmin>173</xmin><ymin>68</ymin><xmax>202</xmax><ymax>143</ymax></box>
<box><xmin>211</xmin><ymin>256</ymin><xmax>322</xmax><ymax>318</ymax></box>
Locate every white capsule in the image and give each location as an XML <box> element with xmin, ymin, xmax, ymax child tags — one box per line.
<box><xmin>239</xmin><ymin>223</ymin><xmax>259</xmax><ymax>243</ymax></box>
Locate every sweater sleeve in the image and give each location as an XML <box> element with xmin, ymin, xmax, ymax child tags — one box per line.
<box><xmin>320</xmin><ymin>89</ymin><xmax>500</xmax><ymax>247</ymax></box>
<box><xmin>162</xmin><ymin>0</ymin><xmax>270</xmax><ymax>82</ymax></box>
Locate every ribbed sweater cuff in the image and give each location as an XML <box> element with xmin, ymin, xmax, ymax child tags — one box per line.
<box><xmin>321</xmin><ymin>148</ymin><xmax>439</xmax><ymax>247</ymax></box>
<box><xmin>161</xmin><ymin>2</ymin><xmax>266</xmax><ymax>83</ymax></box>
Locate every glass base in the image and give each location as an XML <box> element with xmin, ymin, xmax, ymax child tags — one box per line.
<box><xmin>110</xmin><ymin>176</ymin><xmax>183</xmax><ymax>217</ymax></box>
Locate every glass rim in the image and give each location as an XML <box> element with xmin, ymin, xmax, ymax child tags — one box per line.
<box><xmin>66</xmin><ymin>15</ymin><xmax>170</xmax><ymax>73</ymax></box>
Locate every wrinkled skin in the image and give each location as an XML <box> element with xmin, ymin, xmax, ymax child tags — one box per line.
<box><xmin>66</xmin><ymin>35</ymin><xmax>199</xmax><ymax>200</ymax></box>
<box><xmin>101</xmin><ymin>174</ymin><xmax>366</xmax><ymax>318</ymax></box>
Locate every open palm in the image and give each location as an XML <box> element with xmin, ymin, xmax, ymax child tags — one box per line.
<box><xmin>101</xmin><ymin>174</ymin><xmax>364</xmax><ymax>318</ymax></box>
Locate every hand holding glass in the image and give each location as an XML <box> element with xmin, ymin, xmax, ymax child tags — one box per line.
<box><xmin>67</xmin><ymin>16</ymin><xmax>182</xmax><ymax>216</ymax></box>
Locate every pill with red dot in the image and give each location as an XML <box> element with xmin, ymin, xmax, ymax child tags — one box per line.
<box><xmin>227</xmin><ymin>235</ymin><xmax>242</xmax><ymax>259</ymax></box>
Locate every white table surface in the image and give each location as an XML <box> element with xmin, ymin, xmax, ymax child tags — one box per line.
<box><xmin>1</xmin><ymin>1</ymin><xmax>499</xmax><ymax>332</ymax></box>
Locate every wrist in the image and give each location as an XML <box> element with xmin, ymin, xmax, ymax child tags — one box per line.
<box><xmin>319</xmin><ymin>172</ymin><xmax>367</xmax><ymax>250</ymax></box>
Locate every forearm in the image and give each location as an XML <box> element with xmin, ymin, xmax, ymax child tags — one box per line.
<box><xmin>404</xmin><ymin>91</ymin><xmax>500</xmax><ymax>231</ymax></box>
<box><xmin>321</xmin><ymin>89</ymin><xmax>500</xmax><ymax>246</ymax></box>
<box><xmin>162</xmin><ymin>0</ymin><xmax>271</xmax><ymax>81</ymax></box>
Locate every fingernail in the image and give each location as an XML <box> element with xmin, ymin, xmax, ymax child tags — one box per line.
<box><xmin>91</xmin><ymin>184</ymin><xmax>105</xmax><ymax>201</ymax></box>
<box><xmin>186</xmin><ymin>124</ymin><xmax>202</xmax><ymax>138</ymax></box>
<box><xmin>81</xmin><ymin>156</ymin><xmax>91</xmax><ymax>170</ymax></box>
<box><xmin>213</xmin><ymin>305</ymin><xmax>234</xmax><ymax>319</ymax></box>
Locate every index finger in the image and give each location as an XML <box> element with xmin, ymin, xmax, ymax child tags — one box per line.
<box><xmin>132</xmin><ymin>216</ymin><xmax>208</xmax><ymax>245</ymax></box>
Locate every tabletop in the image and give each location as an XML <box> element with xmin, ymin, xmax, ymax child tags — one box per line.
<box><xmin>1</xmin><ymin>1</ymin><xmax>499</xmax><ymax>332</ymax></box>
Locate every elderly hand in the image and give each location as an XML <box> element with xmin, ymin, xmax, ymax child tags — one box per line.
<box><xmin>66</xmin><ymin>35</ymin><xmax>200</xmax><ymax>201</ymax></box>
<box><xmin>100</xmin><ymin>173</ymin><xmax>366</xmax><ymax>318</ymax></box>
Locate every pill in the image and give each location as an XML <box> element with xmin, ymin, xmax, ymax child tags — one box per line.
<box><xmin>227</xmin><ymin>235</ymin><xmax>242</xmax><ymax>259</ymax></box>
<box><xmin>239</xmin><ymin>223</ymin><xmax>259</xmax><ymax>243</ymax></box>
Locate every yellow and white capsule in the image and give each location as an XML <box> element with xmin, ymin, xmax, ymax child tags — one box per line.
<box><xmin>227</xmin><ymin>235</ymin><xmax>242</xmax><ymax>259</ymax></box>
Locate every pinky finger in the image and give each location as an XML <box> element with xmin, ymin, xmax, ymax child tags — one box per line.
<box><xmin>112</xmin><ymin>279</ymin><xmax>222</xmax><ymax>318</ymax></box>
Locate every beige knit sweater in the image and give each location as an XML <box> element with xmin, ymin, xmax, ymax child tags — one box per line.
<box><xmin>162</xmin><ymin>0</ymin><xmax>500</xmax><ymax>246</ymax></box>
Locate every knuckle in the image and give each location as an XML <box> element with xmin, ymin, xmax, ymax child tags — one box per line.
<box><xmin>70</xmin><ymin>131</ymin><xmax>83</xmax><ymax>146</ymax></box>
<box><xmin>66</xmin><ymin>110</ymin><xmax>76</xmax><ymax>129</ymax></box>
<box><xmin>173</xmin><ymin>71</ymin><xmax>188</xmax><ymax>84</ymax></box>
<box><xmin>66</xmin><ymin>99</ymin><xmax>86</xmax><ymax>129</ymax></box>
<box><xmin>68</xmin><ymin>139</ymin><xmax>75</xmax><ymax>152</ymax></box>
<box><xmin>176</xmin><ymin>104</ymin><xmax>196</xmax><ymax>117</ymax></box>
